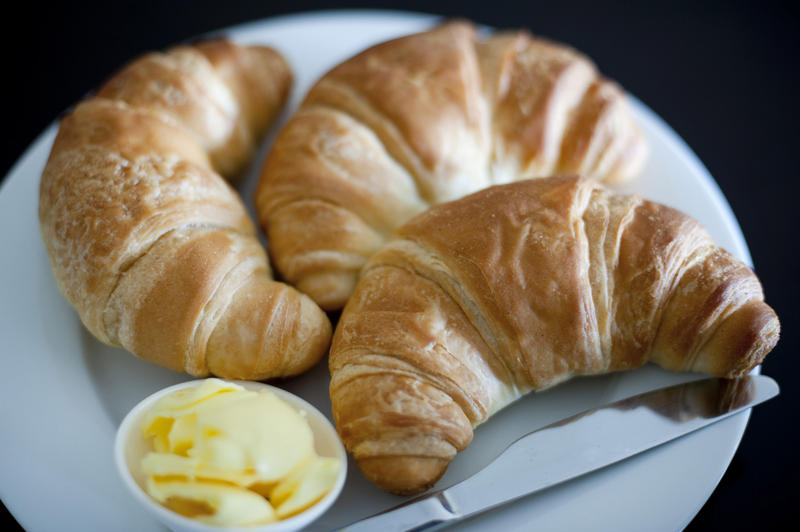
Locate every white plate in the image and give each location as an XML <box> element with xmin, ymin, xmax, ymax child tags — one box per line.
<box><xmin>0</xmin><ymin>10</ymin><xmax>754</xmax><ymax>532</ymax></box>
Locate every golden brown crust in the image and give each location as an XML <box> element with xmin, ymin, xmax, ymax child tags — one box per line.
<box><xmin>329</xmin><ymin>176</ymin><xmax>779</xmax><ymax>494</ymax></box>
<box><xmin>39</xmin><ymin>39</ymin><xmax>332</xmax><ymax>379</ymax></box>
<box><xmin>257</xmin><ymin>20</ymin><xmax>647</xmax><ymax>310</ymax></box>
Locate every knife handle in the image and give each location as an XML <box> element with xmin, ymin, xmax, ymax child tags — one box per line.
<box><xmin>338</xmin><ymin>490</ymin><xmax>459</xmax><ymax>532</ymax></box>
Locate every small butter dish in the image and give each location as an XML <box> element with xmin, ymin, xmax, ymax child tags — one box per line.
<box><xmin>114</xmin><ymin>379</ymin><xmax>347</xmax><ymax>532</ymax></box>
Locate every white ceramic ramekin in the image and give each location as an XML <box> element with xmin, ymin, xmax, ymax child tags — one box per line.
<box><xmin>114</xmin><ymin>379</ymin><xmax>347</xmax><ymax>532</ymax></box>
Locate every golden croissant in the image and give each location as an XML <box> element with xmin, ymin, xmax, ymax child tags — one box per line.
<box><xmin>257</xmin><ymin>20</ymin><xmax>647</xmax><ymax>310</ymax></box>
<box><xmin>38</xmin><ymin>39</ymin><xmax>331</xmax><ymax>379</ymax></box>
<box><xmin>329</xmin><ymin>176</ymin><xmax>779</xmax><ymax>495</ymax></box>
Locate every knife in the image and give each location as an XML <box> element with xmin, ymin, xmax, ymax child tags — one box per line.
<box><xmin>337</xmin><ymin>374</ymin><xmax>778</xmax><ymax>532</ymax></box>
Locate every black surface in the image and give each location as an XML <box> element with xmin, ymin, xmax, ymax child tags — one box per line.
<box><xmin>2</xmin><ymin>1</ymin><xmax>797</xmax><ymax>530</ymax></box>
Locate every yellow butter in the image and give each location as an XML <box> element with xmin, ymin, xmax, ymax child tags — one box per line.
<box><xmin>271</xmin><ymin>456</ymin><xmax>341</xmax><ymax>518</ymax></box>
<box><xmin>146</xmin><ymin>477</ymin><xmax>276</xmax><ymax>526</ymax></box>
<box><xmin>139</xmin><ymin>379</ymin><xmax>339</xmax><ymax>526</ymax></box>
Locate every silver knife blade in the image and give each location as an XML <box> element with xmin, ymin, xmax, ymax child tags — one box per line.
<box><xmin>338</xmin><ymin>375</ymin><xmax>778</xmax><ymax>532</ymax></box>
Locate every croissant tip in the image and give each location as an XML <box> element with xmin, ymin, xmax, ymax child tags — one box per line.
<box><xmin>695</xmin><ymin>300</ymin><xmax>780</xmax><ymax>378</ymax></box>
<box><xmin>357</xmin><ymin>455</ymin><xmax>449</xmax><ymax>496</ymax></box>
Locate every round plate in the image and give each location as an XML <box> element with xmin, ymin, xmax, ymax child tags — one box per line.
<box><xmin>0</xmin><ymin>10</ymin><xmax>753</xmax><ymax>532</ymax></box>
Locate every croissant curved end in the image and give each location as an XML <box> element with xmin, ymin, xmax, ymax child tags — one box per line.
<box><xmin>692</xmin><ymin>300</ymin><xmax>780</xmax><ymax>377</ymax></box>
<box><xmin>357</xmin><ymin>455</ymin><xmax>451</xmax><ymax>497</ymax></box>
<box><xmin>205</xmin><ymin>279</ymin><xmax>332</xmax><ymax>380</ymax></box>
<box><xmin>297</xmin><ymin>271</ymin><xmax>360</xmax><ymax>312</ymax></box>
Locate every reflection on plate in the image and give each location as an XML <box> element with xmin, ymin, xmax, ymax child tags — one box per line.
<box><xmin>0</xmin><ymin>10</ymin><xmax>752</xmax><ymax>532</ymax></box>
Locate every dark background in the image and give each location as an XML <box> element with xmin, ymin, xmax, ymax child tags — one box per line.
<box><xmin>2</xmin><ymin>1</ymin><xmax>797</xmax><ymax>530</ymax></box>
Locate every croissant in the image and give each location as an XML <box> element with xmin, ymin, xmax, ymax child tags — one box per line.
<box><xmin>329</xmin><ymin>176</ymin><xmax>779</xmax><ymax>495</ymax></box>
<box><xmin>38</xmin><ymin>39</ymin><xmax>332</xmax><ymax>379</ymax></box>
<box><xmin>256</xmin><ymin>20</ymin><xmax>647</xmax><ymax>310</ymax></box>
